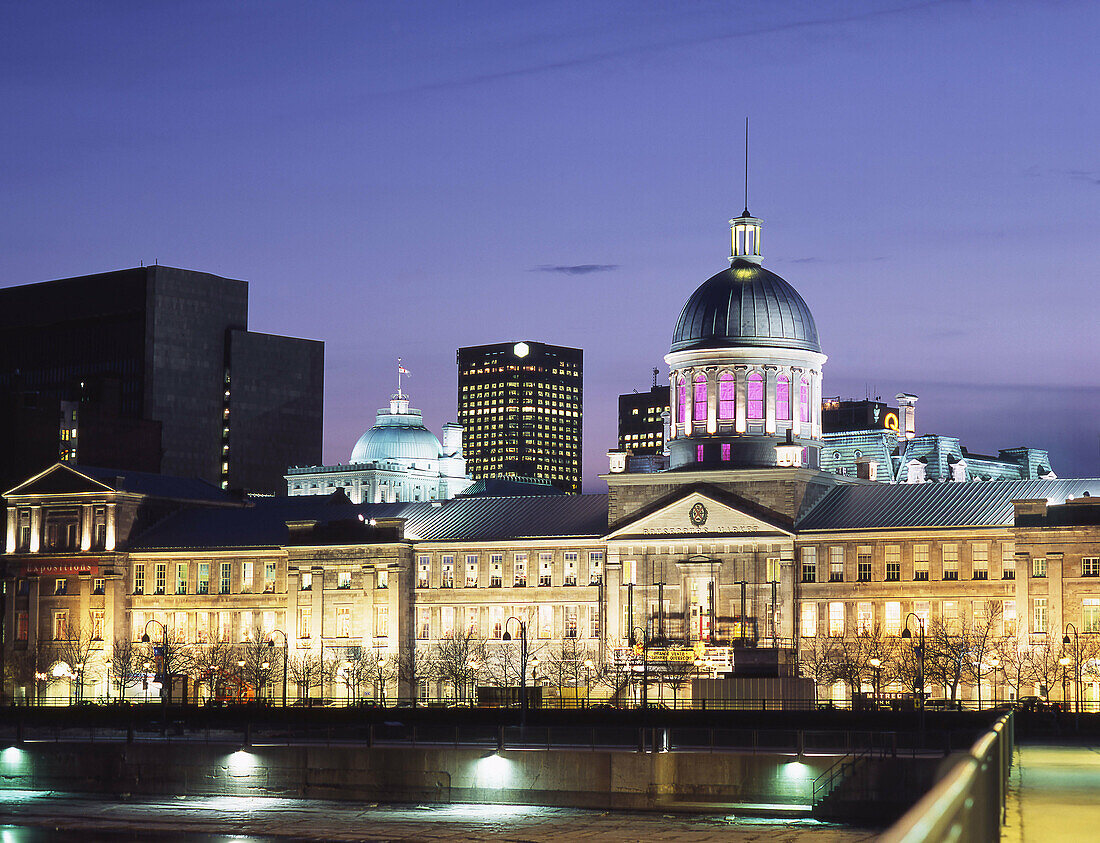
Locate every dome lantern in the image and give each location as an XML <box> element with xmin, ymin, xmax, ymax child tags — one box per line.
<box><xmin>730</xmin><ymin>209</ymin><xmax>762</xmax><ymax>265</ymax></box>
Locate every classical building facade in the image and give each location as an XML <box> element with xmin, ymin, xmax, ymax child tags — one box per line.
<box><xmin>4</xmin><ymin>208</ymin><xmax>1098</xmax><ymax>708</ymax></box>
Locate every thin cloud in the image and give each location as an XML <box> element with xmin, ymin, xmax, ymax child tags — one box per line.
<box><xmin>390</xmin><ymin>0</ymin><xmax>961</xmax><ymax>95</ymax></box>
<box><xmin>531</xmin><ymin>264</ymin><xmax>620</xmax><ymax>275</ymax></box>
<box><xmin>1025</xmin><ymin>166</ymin><xmax>1100</xmax><ymax>185</ymax></box>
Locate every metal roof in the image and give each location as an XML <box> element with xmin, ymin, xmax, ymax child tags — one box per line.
<box><xmin>671</xmin><ymin>260</ymin><xmax>820</xmax><ymax>353</ymax></box>
<box><xmin>129</xmin><ymin>492</ymin><xmax>610</xmax><ymax>550</ymax></box>
<box><xmin>796</xmin><ymin>479</ymin><xmax>1100</xmax><ymax>531</ymax></box>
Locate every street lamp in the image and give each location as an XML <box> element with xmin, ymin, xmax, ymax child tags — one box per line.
<box><xmin>378</xmin><ymin>656</ymin><xmax>388</xmax><ymax>706</ymax></box>
<box><xmin>34</xmin><ymin>671</ymin><xmax>48</xmax><ymax>706</ymax></box>
<box><xmin>267</xmin><ymin>630</ymin><xmax>289</xmax><ymax>706</ymax></box>
<box><xmin>465</xmin><ymin>657</ymin><xmax>480</xmax><ymax>705</ymax></box>
<box><xmin>631</xmin><ymin>626</ymin><xmax>649</xmax><ymax>709</ymax></box>
<box><xmin>869</xmin><ymin>657</ymin><xmax>882</xmax><ymax>708</ymax></box>
<box><xmin>583</xmin><ymin>658</ymin><xmax>594</xmax><ymax>707</ymax></box>
<box><xmin>989</xmin><ymin>658</ymin><xmax>1000</xmax><ymax>706</ymax></box>
<box><xmin>901</xmin><ymin>612</ymin><xmax>925</xmax><ymax>733</ymax></box>
<box><xmin>140</xmin><ymin>618</ymin><xmax>169</xmax><ymax>707</ymax></box>
<box><xmin>502</xmin><ymin>616</ymin><xmax>529</xmax><ymax>727</ymax></box>
<box><xmin>237</xmin><ymin>659</ymin><xmax>246</xmax><ymax>703</ymax></box>
<box><xmin>1064</xmin><ymin>623</ymin><xmax>1080</xmax><ymax>729</ymax></box>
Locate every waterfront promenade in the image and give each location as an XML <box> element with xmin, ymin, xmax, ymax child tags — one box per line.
<box><xmin>1003</xmin><ymin>744</ymin><xmax>1100</xmax><ymax>842</ymax></box>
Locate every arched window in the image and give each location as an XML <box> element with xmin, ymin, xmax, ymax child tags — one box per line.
<box><xmin>747</xmin><ymin>372</ymin><xmax>764</xmax><ymax>420</ymax></box>
<box><xmin>693</xmin><ymin>373</ymin><xmax>707</xmax><ymax>422</ymax></box>
<box><xmin>800</xmin><ymin>377</ymin><xmax>811</xmax><ymax>425</ymax></box>
<box><xmin>776</xmin><ymin>375</ymin><xmax>790</xmax><ymax>421</ymax></box>
<box><xmin>718</xmin><ymin>372</ymin><xmax>735</xmax><ymax>419</ymax></box>
<box><xmin>677</xmin><ymin>376</ymin><xmax>687</xmax><ymax>424</ymax></box>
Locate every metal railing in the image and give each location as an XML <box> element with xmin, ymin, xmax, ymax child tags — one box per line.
<box><xmin>879</xmin><ymin>711</ymin><xmax>1014</xmax><ymax>843</ymax></box>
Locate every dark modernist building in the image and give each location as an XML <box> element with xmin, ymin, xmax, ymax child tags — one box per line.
<box><xmin>0</xmin><ymin>266</ymin><xmax>324</xmax><ymax>495</ymax></box>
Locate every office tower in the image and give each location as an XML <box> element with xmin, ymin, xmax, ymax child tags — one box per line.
<box><xmin>0</xmin><ymin>266</ymin><xmax>323</xmax><ymax>494</ymax></box>
<box><xmin>457</xmin><ymin>341</ymin><xmax>582</xmax><ymax>493</ymax></box>
<box><xmin>618</xmin><ymin>369</ymin><xmax>670</xmax><ymax>456</ymax></box>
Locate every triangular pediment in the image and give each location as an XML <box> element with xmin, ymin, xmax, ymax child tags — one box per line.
<box><xmin>5</xmin><ymin>463</ymin><xmax>115</xmax><ymax>498</ymax></box>
<box><xmin>606</xmin><ymin>487</ymin><xmax>792</xmax><ymax>541</ymax></box>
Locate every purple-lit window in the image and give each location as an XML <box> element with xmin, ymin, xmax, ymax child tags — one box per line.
<box><xmin>693</xmin><ymin>374</ymin><xmax>707</xmax><ymax>422</ymax></box>
<box><xmin>677</xmin><ymin>377</ymin><xmax>687</xmax><ymax>424</ymax></box>
<box><xmin>721</xmin><ymin>443</ymin><xmax>731</xmax><ymax>461</ymax></box>
<box><xmin>800</xmin><ymin>377</ymin><xmax>810</xmax><ymax>424</ymax></box>
<box><xmin>718</xmin><ymin>373</ymin><xmax>735</xmax><ymax>419</ymax></box>
<box><xmin>697</xmin><ymin>444</ymin><xmax>705</xmax><ymax>462</ymax></box>
<box><xmin>747</xmin><ymin>373</ymin><xmax>764</xmax><ymax>420</ymax></box>
<box><xmin>776</xmin><ymin>375</ymin><xmax>790</xmax><ymax>421</ymax></box>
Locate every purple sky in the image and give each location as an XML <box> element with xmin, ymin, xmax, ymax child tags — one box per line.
<box><xmin>3</xmin><ymin>1</ymin><xmax>1098</xmax><ymax>490</ymax></box>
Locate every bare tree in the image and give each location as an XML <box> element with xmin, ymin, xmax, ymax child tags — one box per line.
<box><xmin>430</xmin><ymin>629</ymin><xmax>487</xmax><ymax>703</ymax></box>
<box><xmin>289</xmin><ymin>653</ymin><xmax>324</xmax><ymax>701</ymax></box>
<box><xmin>797</xmin><ymin>634</ymin><xmax>840</xmax><ymax>702</ymax></box>
<box><xmin>138</xmin><ymin>625</ymin><xmax>189</xmax><ymax>703</ymax></box>
<box><xmin>395</xmin><ymin>646</ymin><xmax>432</xmax><ymax>705</ymax></box>
<box><xmin>238</xmin><ymin>627</ymin><xmax>276</xmax><ymax>702</ymax></box>
<box><xmin>962</xmin><ymin>601</ymin><xmax>1004</xmax><ymax>707</ymax></box>
<box><xmin>188</xmin><ymin>640</ymin><xmax>240</xmax><ymax>702</ymax></box>
<box><xmin>1027</xmin><ymin>634</ymin><xmax>1068</xmax><ymax>703</ymax></box>
<box><xmin>995</xmin><ymin>637</ymin><xmax>1036</xmax><ymax>703</ymax></box>
<box><xmin>926</xmin><ymin>620</ymin><xmax>969</xmax><ymax>703</ymax></box>
<box><xmin>109</xmin><ymin>638</ymin><xmax>141</xmax><ymax>700</ymax></box>
<box><xmin>55</xmin><ymin>616</ymin><xmax>97</xmax><ymax>701</ymax></box>
<box><xmin>4</xmin><ymin>645</ymin><xmax>39</xmax><ymax>702</ymax></box>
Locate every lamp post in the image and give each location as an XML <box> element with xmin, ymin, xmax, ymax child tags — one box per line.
<box><xmin>631</xmin><ymin>626</ymin><xmax>649</xmax><ymax>709</ymax></box>
<box><xmin>465</xmin><ymin>657</ymin><xmax>479</xmax><ymax>706</ymax></box>
<box><xmin>1064</xmin><ymin>623</ymin><xmax>1080</xmax><ymax>729</ymax></box>
<box><xmin>237</xmin><ymin>659</ymin><xmax>246</xmax><ymax>703</ymax></box>
<box><xmin>34</xmin><ymin>671</ymin><xmax>47</xmax><ymax>705</ymax></box>
<box><xmin>378</xmin><ymin>656</ymin><xmax>388</xmax><ymax>706</ymax></box>
<box><xmin>140</xmin><ymin>618</ymin><xmax>169</xmax><ymax>708</ymax></box>
<box><xmin>869</xmin><ymin>657</ymin><xmax>882</xmax><ymax>708</ymax></box>
<box><xmin>267</xmin><ymin>629</ymin><xmax>289</xmax><ymax>706</ymax></box>
<box><xmin>989</xmin><ymin>658</ymin><xmax>1000</xmax><ymax>707</ymax></box>
<box><xmin>583</xmin><ymin>658</ymin><xmax>594</xmax><ymax>707</ymax></box>
<box><xmin>901</xmin><ymin>612</ymin><xmax>925</xmax><ymax>734</ymax></box>
<box><xmin>502</xmin><ymin>616</ymin><xmax>529</xmax><ymax>727</ymax></box>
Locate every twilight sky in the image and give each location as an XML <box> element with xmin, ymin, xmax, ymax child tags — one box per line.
<box><xmin>2</xmin><ymin>0</ymin><xmax>1098</xmax><ymax>490</ymax></box>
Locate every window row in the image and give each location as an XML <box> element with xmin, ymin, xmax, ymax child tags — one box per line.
<box><xmin>799</xmin><ymin>543</ymin><xmax>1015</xmax><ymax>583</ymax></box>
<box><xmin>133</xmin><ymin>561</ymin><xmax>279</xmax><ymax>596</ymax></box>
<box><xmin>415</xmin><ymin>604</ymin><xmax>600</xmax><ymax>641</ymax></box>
<box><xmin>674</xmin><ymin>371</ymin><xmax>812</xmax><ymax>425</ymax></box>
<box><xmin>800</xmin><ymin>599</ymin><xmax>1019</xmax><ymax>638</ymax></box>
<box><xmin>416</xmin><ymin>551</ymin><xmax>604</xmax><ymax>589</ymax></box>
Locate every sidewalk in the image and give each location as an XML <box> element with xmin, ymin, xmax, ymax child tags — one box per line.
<box><xmin>1003</xmin><ymin>744</ymin><xmax>1100</xmax><ymax>842</ymax></box>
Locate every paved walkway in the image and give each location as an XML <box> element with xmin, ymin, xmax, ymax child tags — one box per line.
<box><xmin>1004</xmin><ymin>744</ymin><xmax>1100</xmax><ymax>842</ymax></box>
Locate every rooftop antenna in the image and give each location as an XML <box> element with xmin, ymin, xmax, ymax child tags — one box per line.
<box><xmin>744</xmin><ymin>117</ymin><xmax>750</xmax><ymax>214</ymax></box>
<box><xmin>652</xmin><ymin>367</ymin><xmax>659</xmax><ymax>388</ymax></box>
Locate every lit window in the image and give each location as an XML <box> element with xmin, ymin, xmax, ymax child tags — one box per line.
<box><xmin>942</xmin><ymin>544</ymin><xmax>959</xmax><ymax>580</ymax></box>
<box><xmin>417</xmin><ymin>608</ymin><xmax>430</xmax><ymax>640</ymax></box>
<box><xmin>885</xmin><ymin>546</ymin><xmax>900</xmax><ymax>581</ymax></box>
<box><xmin>336</xmin><ymin>606</ymin><xmax>351</xmax><ymax>637</ymax></box>
<box><xmin>829</xmin><ymin>547</ymin><xmax>844</xmax><ymax>582</ymax></box>
<box><xmin>1032</xmin><ymin>557</ymin><xmax>1047</xmax><ymax>578</ymax></box>
<box><xmin>718</xmin><ymin>373</ymin><xmax>735</xmax><ymax>419</ymax></box>
<box><xmin>338</xmin><ymin>570</ymin><xmax>352</xmax><ymax>589</ymax></box>
<box><xmin>828</xmin><ymin>602</ymin><xmax>844</xmax><ymax>637</ymax></box>
<box><xmin>539</xmin><ymin>552</ymin><xmax>552</xmax><ymax>587</ymax></box>
<box><xmin>465</xmin><ymin>554</ymin><xmax>479</xmax><ymax>588</ymax></box>
<box><xmin>176</xmin><ymin>563</ymin><xmax>188</xmax><ymax>595</ymax></box>
<box><xmin>972</xmin><ymin>544</ymin><xmax>989</xmax><ymax>580</ymax></box>
<box><xmin>801</xmin><ymin>547</ymin><xmax>816</xmax><ymax>583</ymax></box>
<box><xmin>776</xmin><ymin>375</ymin><xmax>790</xmax><ymax>421</ymax></box>
<box><xmin>676</xmin><ymin>376</ymin><xmax>687</xmax><ymax>423</ymax></box>
<box><xmin>93</xmin><ymin>578</ymin><xmax>105</xmax><ymax>595</ymax></box>
<box><xmin>301</xmin><ymin>570</ymin><xmax>313</xmax><ymax>591</ymax></box>
<box><xmin>1084</xmin><ymin>557</ymin><xmax>1100</xmax><ymax>577</ymax></box>
<box><xmin>240</xmin><ymin>562</ymin><xmax>253</xmax><ymax>593</ymax></box>
<box><xmin>693</xmin><ymin>373</ymin><xmax>707</xmax><ymax>422</ymax></box>
<box><xmin>91</xmin><ymin>610</ymin><xmax>104</xmax><ymax>641</ymax></box>
<box><xmin>298</xmin><ymin>607</ymin><xmax>312</xmax><ymax>639</ymax></box>
<box><xmin>885</xmin><ymin>602</ymin><xmax>901</xmax><ymax>635</ymax></box>
<box><xmin>800</xmin><ymin>603</ymin><xmax>817</xmax><ymax>637</ymax></box>
<box><xmin>377</xmin><ymin>568</ymin><xmax>388</xmax><ymax>589</ymax></box>
<box><xmin>747</xmin><ymin>373</ymin><xmax>763</xmax><ymax>420</ymax></box>
<box><xmin>697</xmin><ymin>444</ymin><xmax>705</xmax><ymax>462</ymax></box>
<box><xmin>721</xmin><ymin>443</ymin><xmax>731</xmax><ymax>461</ymax></box>
<box><xmin>800</xmin><ymin>377</ymin><xmax>810</xmax><ymax>424</ymax></box>
<box><xmin>197</xmin><ymin>564</ymin><xmax>209</xmax><ymax>594</ymax></box>
<box><xmin>857</xmin><ymin>602</ymin><xmax>872</xmax><ymax>634</ymax></box>
<box><xmin>589</xmin><ymin>551</ymin><xmax>603</xmax><ymax>585</ymax></box>
<box><xmin>514</xmin><ymin>554</ymin><xmax>527</xmax><ymax>587</ymax></box>
<box><xmin>914</xmin><ymin>545</ymin><xmax>929</xmax><ymax>581</ymax></box>
<box><xmin>53</xmin><ymin>610</ymin><xmax>69</xmax><ymax>640</ymax></box>
<box><xmin>220</xmin><ymin>562</ymin><xmax>231</xmax><ymax>594</ymax></box>
<box><xmin>564</xmin><ymin>552</ymin><xmax>578</xmax><ymax>586</ymax></box>
<box><xmin>1033</xmin><ymin>598</ymin><xmax>1046</xmax><ymax>634</ymax></box>
<box><xmin>375</xmin><ymin>605</ymin><xmax>389</xmax><ymax>638</ymax></box>
<box><xmin>857</xmin><ymin>547</ymin><xmax>872</xmax><ymax>582</ymax></box>
<box><xmin>417</xmin><ymin>555</ymin><xmax>429</xmax><ymax>589</ymax></box>
<box><xmin>442</xmin><ymin>556</ymin><xmax>454</xmax><ymax>588</ymax></box>
<box><xmin>1003</xmin><ymin>601</ymin><xmax>1017</xmax><ymax>636</ymax></box>
<box><xmin>154</xmin><ymin>563</ymin><xmax>166</xmax><ymax>595</ymax></box>
<box><xmin>1002</xmin><ymin>544</ymin><xmax>1016</xmax><ymax>579</ymax></box>
<box><xmin>264</xmin><ymin>561</ymin><xmax>276</xmax><ymax>593</ymax></box>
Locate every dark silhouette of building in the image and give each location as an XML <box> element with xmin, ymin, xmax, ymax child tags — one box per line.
<box><xmin>0</xmin><ymin>266</ymin><xmax>323</xmax><ymax>494</ymax></box>
<box><xmin>457</xmin><ymin>340</ymin><xmax>582</xmax><ymax>493</ymax></box>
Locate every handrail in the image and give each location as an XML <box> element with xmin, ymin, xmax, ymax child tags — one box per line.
<box><xmin>879</xmin><ymin>712</ymin><xmax>1013</xmax><ymax>843</ymax></box>
<box><xmin>812</xmin><ymin>746</ymin><xmax>872</xmax><ymax>805</ymax></box>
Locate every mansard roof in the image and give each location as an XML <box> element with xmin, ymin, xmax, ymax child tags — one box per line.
<box><xmin>797</xmin><ymin>478</ymin><xmax>1100</xmax><ymax>531</ymax></box>
<box><xmin>128</xmin><ymin>492</ymin><xmax>610</xmax><ymax>550</ymax></box>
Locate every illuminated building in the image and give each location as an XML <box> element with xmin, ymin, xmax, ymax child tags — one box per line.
<box><xmin>0</xmin><ymin>266</ymin><xmax>323</xmax><ymax>495</ymax></box>
<box><xmin>457</xmin><ymin>341</ymin><xmax>582</xmax><ymax>494</ymax></box>
<box><xmin>617</xmin><ymin>374</ymin><xmax>670</xmax><ymax>457</ymax></box>
<box><xmin>287</xmin><ymin>381</ymin><xmax>472</xmax><ymax>503</ymax></box>
<box><xmin>3</xmin><ymin>208</ymin><xmax>1098</xmax><ymax>709</ymax></box>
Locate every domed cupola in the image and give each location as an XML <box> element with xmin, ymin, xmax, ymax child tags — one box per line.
<box><xmin>664</xmin><ymin>208</ymin><xmax>827</xmax><ymax>471</ymax></box>
<box><xmin>350</xmin><ymin>388</ymin><xmax>443</xmax><ymax>469</ymax></box>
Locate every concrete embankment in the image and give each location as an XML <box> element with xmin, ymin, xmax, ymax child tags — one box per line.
<box><xmin>0</xmin><ymin>742</ymin><xmax>833</xmax><ymax>812</ymax></box>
